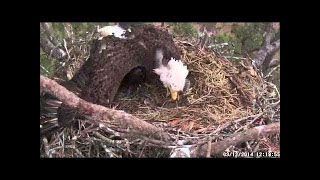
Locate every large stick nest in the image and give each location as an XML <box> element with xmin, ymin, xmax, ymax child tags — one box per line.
<box><xmin>40</xmin><ymin>25</ymin><xmax>280</xmax><ymax>158</ymax></box>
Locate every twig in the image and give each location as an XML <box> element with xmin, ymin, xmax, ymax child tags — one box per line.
<box><xmin>264</xmin><ymin>65</ymin><xmax>280</xmax><ymax>79</ymax></box>
<box><xmin>178</xmin><ymin>40</ymin><xmax>195</xmax><ymax>46</ymax></box>
<box><xmin>234</xmin><ymin>113</ymin><xmax>264</xmax><ymax>133</ymax></box>
<box><xmin>246</xmin><ymin>141</ymin><xmax>253</xmax><ymax>152</ymax></box>
<box><xmin>40</xmin><ymin>65</ymin><xmax>50</xmax><ymax>74</ymax></box>
<box><xmin>234</xmin><ymin>112</ymin><xmax>264</xmax><ymax>123</ymax></box>
<box><xmin>206</xmin><ymin>137</ymin><xmax>212</xmax><ymax>157</ymax></box>
<box><xmin>101</xmin><ymin>144</ymin><xmax>119</xmax><ymax>158</ymax></box>
<box><xmin>42</xmin><ymin>137</ymin><xmax>50</xmax><ymax>157</ymax></box>
<box><xmin>223</xmin><ymin>56</ymin><xmax>248</xmax><ymax>60</ymax></box>
<box><xmin>47</xmin><ymin>145</ymin><xmax>84</xmax><ymax>157</ymax></box>
<box><xmin>208</xmin><ymin>112</ymin><xmax>264</xmax><ymax>137</ymax></box>
<box><xmin>63</xmin><ymin>39</ymin><xmax>71</xmax><ymax>60</ymax></box>
<box><xmin>191</xmin><ymin>122</ymin><xmax>280</xmax><ymax>157</ymax></box>
<box><xmin>252</xmin><ymin>141</ymin><xmax>261</xmax><ymax>153</ymax></box>
<box><xmin>71</xmin><ymin>146</ymin><xmax>85</xmax><ymax>157</ymax></box>
<box><xmin>93</xmin><ymin>132</ymin><xmax>124</xmax><ymax>147</ymax></box>
<box><xmin>189</xmin><ymin>89</ymin><xmax>212</xmax><ymax>104</ymax></box>
<box><xmin>139</xmin><ymin>140</ymin><xmax>148</xmax><ymax>158</ymax></box>
<box><xmin>266</xmin><ymin>81</ymin><xmax>280</xmax><ymax>99</ymax></box>
<box><xmin>63</xmin><ymin>23</ymin><xmax>75</xmax><ymax>43</ymax></box>
<box><xmin>60</xmin><ymin>131</ymin><xmax>65</xmax><ymax>156</ymax></box>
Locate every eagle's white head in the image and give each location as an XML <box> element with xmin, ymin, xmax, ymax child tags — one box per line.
<box><xmin>153</xmin><ymin>49</ymin><xmax>189</xmax><ymax>101</ymax></box>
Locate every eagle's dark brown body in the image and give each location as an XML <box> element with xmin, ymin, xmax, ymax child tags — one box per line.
<box><xmin>41</xmin><ymin>24</ymin><xmax>182</xmax><ymax>135</ymax></box>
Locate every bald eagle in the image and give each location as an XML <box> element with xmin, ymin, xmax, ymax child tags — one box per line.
<box><xmin>153</xmin><ymin>49</ymin><xmax>190</xmax><ymax>101</ymax></box>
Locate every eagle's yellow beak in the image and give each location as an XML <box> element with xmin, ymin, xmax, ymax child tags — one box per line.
<box><xmin>168</xmin><ymin>87</ymin><xmax>178</xmax><ymax>101</ymax></box>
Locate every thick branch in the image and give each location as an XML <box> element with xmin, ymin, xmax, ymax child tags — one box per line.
<box><xmin>269</xmin><ymin>39</ymin><xmax>280</xmax><ymax>54</ymax></box>
<box><xmin>263</xmin><ymin>23</ymin><xmax>273</xmax><ymax>46</ymax></box>
<box><xmin>191</xmin><ymin>122</ymin><xmax>280</xmax><ymax>157</ymax></box>
<box><xmin>40</xmin><ymin>33</ymin><xmax>66</xmax><ymax>62</ymax></box>
<box><xmin>199</xmin><ymin>32</ymin><xmax>208</xmax><ymax>49</ymax></box>
<box><xmin>262</xmin><ymin>44</ymin><xmax>280</xmax><ymax>74</ymax></box>
<box><xmin>41</xmin><ymin>23</ymin><xmax>60</xmax><ymax>46</ymax></box>
<box><xmin>40</xmin><ymin>75</ymin><xmax>171</xmax><ymax>141</ymax></box>
<box><xmin>253</xmin><ymin>23</ymin><xmax>280</xmax><ymax>70</ymax></box>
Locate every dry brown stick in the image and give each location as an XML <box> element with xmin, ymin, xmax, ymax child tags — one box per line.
<box><xmin>42</xmin><ymin>137</ymin><xmax>50</xmax><ymax>157</ymax></box>
<box><xmin>191</xmin><ymin>122</ymin><xmax>280</xmax><ymax>157</ymax></box>
<box><xmin>206</xmin><ymin>137</ymin><xmax>212</xmax><ymax>157</ymax></box>
<box><xmin>234</xmin><ymin>113</ymin><xmax>264</xmax><ymax>133</ymax></box>
<box><xmin>264</xmin><ymin>65</ymin><xmax>280</xmax><ymax>79</ymax></box>
<box><xmin>40</xmin><ymin>75</ymin><xmax>171</xmax><ymax>142</ymax></box>
<box><xmin>139</xmin><ymin>140</ymin><xmax>149</xmax><ymax>158</ymax></box>
<box><xmin>93</xmin><ymin>132</ymin><xmax>124</xmax><ymax>147</ymax></box>
<box><xmin>207</xmin><ymin>112</ymin><xmax>264</xmax><ymax>139</ymax></box>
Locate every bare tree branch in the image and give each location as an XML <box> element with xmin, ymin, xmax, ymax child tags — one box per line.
<box><xmin>63</xmin><ymin>23</ymin><xmax>75</xmax><ymax>41</ymax></box>
<box><xmin>268</xmin><ymin>39</ymin><xmax>280</xmax><ymax>54</ymax></box>
<box><xmin>40</xmin><ymin>33</ymin><xmax>67</xmax><ymax>62</ymax></box>
<box><xmin>199</xmin><ymin>32</ymin><xmax>208</xmax><ymax>49</ymax></box>
<box><xmin>40</xmin><ymin>75</ymin><xmax>171</xmax><ymax>142</ymax></box>
<box><xmin>191</xmin><ymin>122</ymin><xmax>280</xmax><ymax>157</ymax></box>
<box><xmin>262</xmin><ymin>43</ymin><xmax>280</xmax><ymax>74</ymax></box>
<box><xmin>263</xmin><ymin>23</ymin><xmax>273</xmax><ymax>47</ymax></box>
<box><xmin>41</xmin><ymin>23</ymin><xmax>60</xmax><ymax>46</ymax></box>
<box><xmin>253</xmin><ymin>23</ymin><xmax>280</xmax><ymax>71</ymax></box>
